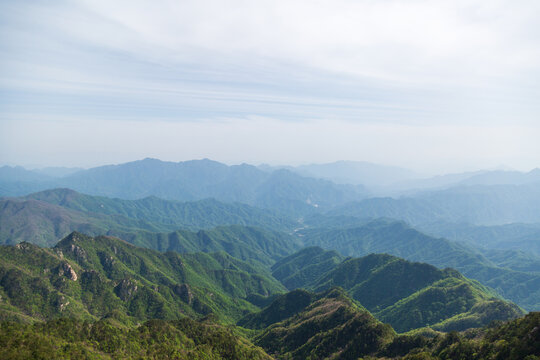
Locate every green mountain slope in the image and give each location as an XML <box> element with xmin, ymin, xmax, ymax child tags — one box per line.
<box><xmin>0</xmin><ymin>188</ymin><xmax>300</xmax><ymax>247</ymax></box>
<box><xmin>237</xmin><ymin>289</ymin><xmax>318</xmax><ymax>329</ymax></box>
<box><xmin>270</xmin><ymin>248</ymin><xmax>523</xmax><ymax>332</ymax></box>
<box><xmin>0</xmin><ymin>232</ymin><xmax>535</xmax><ymax>359</ymax></box>
<box><xmin>111</xmin><ymin>225</ymin><xmax>302</xmax><ymax>268</ymax></box>
<box><xmin>26</xmin><ymin>188</ymin><xmax>298</xmax><ymax>232</ymax></box>
<box><xmin>270</xmin><ymin>246</ymin><xmax>344</xmax><ymax>289</ymax></box>
<box><xmin>1</xmin><ymin>303</ymin><xmax>537</xmax><ymax>360</ymax></box>
<box><xmin>1</xmin><ymin>191</ymin><xmax>302</xmax><ymax>266</ymax></box>
<box><xmin>0</xmin><ymin>198</ymin><xmax>170</xmax><ymax>247</ymax></box>
<box><xmin>0</xmin><ymin>318</ymin><xmax>272</xmax><ymax>360</ymax></box>
<box><xmin>251</xmin><ymin>287</ymin><xmax>395</xmax><ymax>359</ymax></box>
<box><xmin>0</xmin><ymin>233</ymin><xmax>286</xmax><ymax>324</ymax></box>
<box><xmin>301</xmin><ymin>220</ymin><xmax>540</xmax><ymax>311</ymax></box>
<box><xmin>425</xmin><ymin>311</ymin><xmax>540</xmax><ymax>360</ymax></box>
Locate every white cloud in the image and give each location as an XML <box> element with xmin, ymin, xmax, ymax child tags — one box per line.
<box><xmin>69</xmin><ymin>0</ymin><xmax>540</xmax><ymax>83</ymax></box>
<box><xmin>1</xmin><ymin>0</ymin><xmax>539</xmax><ymax>170</ymax></box>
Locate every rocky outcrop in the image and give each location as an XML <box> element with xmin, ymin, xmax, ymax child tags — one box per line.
<box><xmin>56</xmin><ymin>262</ymin><xmax>78</xmax><ymax>281</ymax></box>
<box><xmin>115</xmin><ymin>278</ymin><xmax>138</xmax><ymax>301</ymax></box>
<box><xmin>99</xmin><ymin>251</ymin><xmax>116</xmax><ymax>272</ymax></box>
<box><xmin>68</xmin><ymin>244</ymin><xmax>87</xmax><ymax>261</ymax></box>
<box><xmin>14</xmin><ymin>242</ymin><xmax>33</xmax><ymax>250</ymax></box>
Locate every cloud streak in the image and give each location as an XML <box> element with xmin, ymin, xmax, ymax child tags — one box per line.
<box><xmin>0</xmin><ymin>0</ymin><xmax>539</xmax><ymax>170</ymax></box>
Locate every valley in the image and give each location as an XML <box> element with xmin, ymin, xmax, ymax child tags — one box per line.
<box><xmin>0</xmin><ymin>160</ymin><xmax>539</xmax><ymax>359</ymax></box>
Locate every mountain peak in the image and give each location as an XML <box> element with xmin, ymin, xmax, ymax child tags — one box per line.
<box><xmin>55</xmin><ymin>231</ymin><xmax>92</xmax><ymax>248</ymax></box>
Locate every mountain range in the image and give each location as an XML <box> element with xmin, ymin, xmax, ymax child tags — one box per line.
<box><xmin>1</xmin><ymin>159</ymin><xmax>367</xmax><ymax>215</ymax></box>
<box><xmin>2</xmin><ymin>187</ymin><xmax>540</xmax><ymax>311</ymax></box>
<box><xmin>0</xmin><ymin>233</ymin><xmax>533</xmax><ymax>359</ymax></box>
<box><xmin>299</xmin><ymin>219</ymin><xmax>540</xmax><ymax>311</ymax></box>
<box><xmin>1</xmin><ymin>158</ymin><xmax>539</xmax><ymax>358</ymax></box>
<box><xmin>271</xmin><ymin>247</ymin><xmax>522</xmax><ymax>332</ymax></box>
<box><xmin>0</xmin><ymin>234</ymin><xmax>522</xmax><ymax>330</ymax></box>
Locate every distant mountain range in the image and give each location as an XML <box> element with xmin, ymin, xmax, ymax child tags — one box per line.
<box><xmin>418</xmin><ymin>221</ymin><xmax>540</xmax><ymax>256</ymax></box>
<box><xmin>2</xmin><ymin>187</ymin><xmax>540</xmax><ymax>311</ymax></box>
<box><xmin>3</xmin><ymin>158</ymin><xmax>539</xmax><ymax>202</ymax></box>
<box><xmin>261</xmin><ymin>161</ymin><xmax>540</xmax><ymax>192</ymax></box>
<box><xmin>0</xmin><ymin>188</ymin><xmax>299</xmax><ymax>247</ymax></box>
<box><xmin>331</xmin><ymin>182</ymin><xmax>540</xmax><ymax>226</ymax></box>
<box><xmin>0</xmin><ymin>159</ymin><xmax>367</xmax><ymax>215</ymax></box>
<box><xmin>260</xmin><ymin>160</ymin><xmax>418</xmax><ymax>187</ymax></box>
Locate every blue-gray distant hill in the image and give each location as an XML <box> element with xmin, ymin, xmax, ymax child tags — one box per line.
<box><xmin>264</xmin><ymin>160</ymin><xmax>418</xmax><ymax>187</ymax></box>
<box><xmin>381</xmin><ymin>168</ymin><xmax>540</xmax><ymax>194</ymax></box>
<box><xmin>331</xmin><ymin>182</ymin><xmax>540</xmax><ymax>226</ymax></box>
<box><xmin>1</xmin><ymin>159</ymin><xmax>367</xmax><ymax>215</ymax></box>
<box><xmin>0</xmin><ymin>166</ymin><xmax>57</xmax><ymax>196</ymax></box>
<box><xmin>418</xmin><ymin>221</ymin><xmax>540</xmax><ymax>257</ymax></box>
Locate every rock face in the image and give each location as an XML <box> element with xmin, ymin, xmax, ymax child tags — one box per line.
<box><xmin>68</xmin><ymin>244</ymin><xmax>87</xmax><ymax>261</ymax></box>
<box><xmin>15</xmin><ymin>242</ymin><xmax>33</xmax><ymax>250</ymax></box>
<box><xmin>115</xmin><ymin>279</ymin><xmax>138</xmax><ymax>301</ymax></box>
<box><xmin>174</xmin><ymin>283</ymin><xmax>194</xmax><ymax>305</ymax></box>
<box><xmin>58</xmin><ymin>233</ymin><xmax>89</xmax><ymax>261</ymax></box>
<box><xmin>99</xmin><ymin>251</ymin><xmax>116</xmax><ymax>272</ymax></box>
<box><xmin>56</xmin><ymin>262</ymin><xmax>78</xmax><ymax>281</ymax></box>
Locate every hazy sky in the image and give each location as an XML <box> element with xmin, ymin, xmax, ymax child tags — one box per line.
<box><xmin>1</xmin><ymin>0</ymin><xmax>539</xmax><ymax>174</ymax></box>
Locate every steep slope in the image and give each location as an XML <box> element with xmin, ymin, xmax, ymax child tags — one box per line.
<box><xmin>271</xmin><ymin>246</ymin><xmax>344</xmax><ymax>290</ymax></box>
<box><xmin>301</xmin><ymin>220</ymin><xmax>540</xmax><ymax>311</ymax></box>
<box><xmin>313</xmin><ymin>254</ymin><xmax>451</xmax><ymax>311</ymax></box>
<box><xmin>1</xmin><ymin>192</ymin><xmax>302</xmax><ymax>266</ymax></box>
<box><xmin>0</xmin><ymin>198</ymin><xmax>167</xmax><ymax>247</ymax></box>
<box><xmin>270</xmin><ymin>248</ymin><xmax>523</xmax><ymax>332</ymax></box>
<box><xmin>301</xmin><ymin>219</ymin><xmax>494</xmax><ymax>271</ymax></box>
<box><xmin>250</xmin><ymin>288</ymin><xmax>395</xmax><ymax>359</ymax></box>
<box><xmin>316</xmin><ymin>255</ymin><xmax>522</xmax><ymax>332</ymax></box>
<box><xmin>237</xmin><ymin>289</ymin><xmax>318</xmax><ymax>329</ymax></box>
<box><xmin>0</xmin><ymin>233</ymin><xmax>286</xmax><ymax>324</ymax></box>
<box><xmin>425</xmin><ymin>312</ymin><xmax>540</xmax><ymax>360</ymax></box>
<box><xmin>113</xmin><ymin>225</ymin><xmax>301</xmax><ymax>267</ymax></box>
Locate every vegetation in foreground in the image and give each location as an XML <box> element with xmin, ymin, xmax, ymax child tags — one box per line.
<box><xmin>0</xmin><ymin>317</ymin><xmax>271</xmax><ymax>360</ymax></box>
<box><xmin>0</xmin><ymin>307</ymin><xmax>538</xmax><ymax>359</ymax></box>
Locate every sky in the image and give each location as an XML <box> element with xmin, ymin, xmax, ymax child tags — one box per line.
<box><xmin>1</xmin><ymin>0</ymin><xmax>539</xmax><ymax>174</ymax></box>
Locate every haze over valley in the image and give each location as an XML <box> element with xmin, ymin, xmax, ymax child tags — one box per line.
<box><xmin>1</xmin><ymin>1</ymin><xmax>539</xmax><ymax>358</ymax></box>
